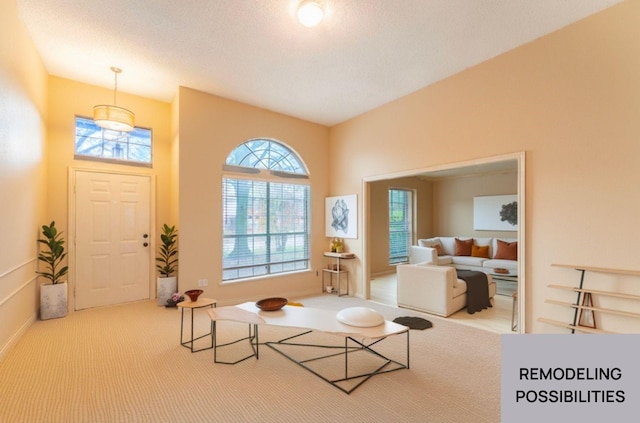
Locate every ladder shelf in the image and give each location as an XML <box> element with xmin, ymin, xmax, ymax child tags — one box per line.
<box><xmin>539</xmin><ymin>264</ymin><xmax>640</xmax><ymax>333</ymax></box>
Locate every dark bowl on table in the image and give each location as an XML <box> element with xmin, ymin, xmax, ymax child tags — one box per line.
<box><xmin>255</xmin><ymin>297</ymin><xmax>288</xmax><ymax>311</ymax></box>
<box><xmin>184</xmin><ymin>289</ymin><xmax>203</xmax><ymax>302</ymax></box>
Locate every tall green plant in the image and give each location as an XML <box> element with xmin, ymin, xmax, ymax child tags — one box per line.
<box><xmin>156</xmin><ymin>224</ymin><xmax>178</xmax><ymax>277</ymax></box>
<box><xmin>37</xmin><ymin>221</ymin><xmax>68</xmax><ymax>285</ymax></box>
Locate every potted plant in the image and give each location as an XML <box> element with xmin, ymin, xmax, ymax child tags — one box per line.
<box><xmin>36</xmin><ymin>221</ymin><xmax>69</xmax><ymax>320</ymax></box>
<box><xmin>156</xmin><ymin>224</ymin><xmax>178</xmax><ymax>305</ymax></box>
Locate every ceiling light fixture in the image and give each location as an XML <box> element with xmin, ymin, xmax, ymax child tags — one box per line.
<box><xmin>297</xmin><ymin>1</ymin><xmax>324</xmax><ymax>27</ymax></box>
<box><xmin>93</xmin><ymin>67</ymin><xmax>135</xmax><ymax>132</ymax></box>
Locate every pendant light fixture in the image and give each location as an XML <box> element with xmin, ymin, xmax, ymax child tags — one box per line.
<box><xmin>93</xmin><ymin>67</ymin><xmax>135</xmax><ymax>132</ymax></box>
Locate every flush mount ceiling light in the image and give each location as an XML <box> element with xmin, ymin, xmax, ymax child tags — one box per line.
<box><xmin>297</xmin><ymin>1</ymin><xmax>324</xmax><ymax>27</ymax></box>
<box><xmin>93</xmin><ymin>67</ymin><xmax>135</xmax><ymax>132</ymax></box>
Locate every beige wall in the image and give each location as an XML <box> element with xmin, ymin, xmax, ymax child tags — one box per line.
<box><xmin>330</xmin><ymin>1</ymin><xmax>640</xmax><ymax>333</ymax></box>
<box><xmin>177</xmin><ymin>87</ymin><xmax>330</xmax><ymax>305</ymax></box>
<box><xmin>433</xmin><ymin>170</ymin><xmax>517</xmax><ymax>238</ymax></box>
<box><xmin>170</xmin><ymin>94</ymin><xmax>180</xmax><ymax>226</ymax></box>
<box><xmin>0</xmin><ymin>0</ymin><xmax>48</xmax><ymax>357</ymax></box>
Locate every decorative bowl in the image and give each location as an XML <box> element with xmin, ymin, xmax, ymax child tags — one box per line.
<box><xmin>184</xmin><ymin>289</ymin><xmax>203</xmax><ymax>302</ymax></box>
<box><xmin>494</xmin><ymin>268</ymin><xmax>509</xmax><ymax>274</ymax></box>
<box><xmin>255</xmin><ymin>297</ymin><xmax>288</xmax><ymax>311</ymax></box>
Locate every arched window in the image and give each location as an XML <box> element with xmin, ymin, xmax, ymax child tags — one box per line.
<box><xmin>224</xmin><ymin>139</ymin><xmax>307</xmax><ymax>174</ymax></box>
<box><xmin>222</xmin><ymin>139</ymin><xmax>310</xmax><ymax>281</ymax></box>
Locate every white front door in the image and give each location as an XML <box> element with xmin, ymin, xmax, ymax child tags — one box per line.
<box><xmin>75</xmin><ymin>171</ymin><xmax>151</xmax><ymax>310</ymax></box>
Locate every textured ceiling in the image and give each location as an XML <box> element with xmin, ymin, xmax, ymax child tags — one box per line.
<box><xmin>16</xmin><ymin>0</ymin><xmax>621</xmax><ymax>126</ymax></box>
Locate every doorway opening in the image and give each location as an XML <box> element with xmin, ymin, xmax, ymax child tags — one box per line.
<box><xmin>363</xmin><ymin>152</ymin><xmax>525</xmax><ymax>333</ymax></box>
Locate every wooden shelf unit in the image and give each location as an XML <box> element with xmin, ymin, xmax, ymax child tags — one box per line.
<box><xmin>537</xmin><ymin>317</ymin><xmax>615</xmax><ymax>334</ymax></box>
<box><xmin>539</xmin><ymin>264</ymin><xmax>640</xmax><ymax>334</ymax></box>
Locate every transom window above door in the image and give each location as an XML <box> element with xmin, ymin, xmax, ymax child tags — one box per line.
<box><xmin>74</xmin><ymin>116</ymin><xmax>152</xmax><ymax>166</ymax></box>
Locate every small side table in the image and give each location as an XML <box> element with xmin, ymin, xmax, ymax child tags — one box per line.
<box><xmin>489</xmin><ymin>271</ymin><xmax>518</xmax><ymax>296</ymax></box>
<box><xmin>177</xmin><ymin>298</ymin><xmax>217</xmax><ymax>353</ymax></box>
<box><xmin>322</xmin><ymin>252</ymin><xmax>355</xmax><ymax>297</ymax></box>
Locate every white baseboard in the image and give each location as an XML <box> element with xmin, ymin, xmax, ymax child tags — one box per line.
<box><xmin>0</xmin><ymin>312</ymin><xmax>36</xmax><ymax>362</ymax></box>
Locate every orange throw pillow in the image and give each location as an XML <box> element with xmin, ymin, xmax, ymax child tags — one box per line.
<box><xmin>471</xmin><ymin>244</ymin><xmax>490</xmax><ymax>258</ymax></box>
<box><xmin>434</xmin><ymin>244</ymin><xmax>444</xmax><ymax>256</ymax></box>
<box><xmin>495</xmin><ymin>240</ymin><xmax>518</xmax><ymax>260</ymax></box>
<box><xmin>454</xmin><ymin>238</ymin><xmax>473</xmax><ymax>256</ymax></box>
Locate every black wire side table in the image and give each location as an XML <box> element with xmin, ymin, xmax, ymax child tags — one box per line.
<box><xmin>177</xmin><ymin>298</ymin><xmax>217</xmax><ymax>352</ymax></box>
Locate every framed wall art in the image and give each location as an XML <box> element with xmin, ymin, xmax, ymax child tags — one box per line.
<box><xmin>325</xmin><ymin>194</ymin><xmax>357</xmax><ymax>239</ymax></box>
<box><xmin>473</xmin><ymin>194</ymin><xmax>518</xmax><ymax>231</ymax></box>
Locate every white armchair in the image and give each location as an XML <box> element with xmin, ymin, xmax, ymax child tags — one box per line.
<box><xmin>396</xmin><ymin>263</ymin><xmax>496</xmax><ymax>317</ymax></box>
<box><xmin>408</xmin><ymin>245</ymin><xmax>437</xmax><ymax>264</ymax></box>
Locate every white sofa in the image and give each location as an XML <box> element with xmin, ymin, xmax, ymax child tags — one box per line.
<box><xmin>397</xmin><ymin>263</ymin><xmax>496</xmax><ymax>317</ymax></box>
<box><xmin>409</xmin><ymin>236</ymin><xmax>518</xmax><ymax>275</ymax></box>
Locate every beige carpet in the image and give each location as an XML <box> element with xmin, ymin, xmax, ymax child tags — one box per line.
<box><xmin>0</xmin><ymin>295</ymin><xmax>500</xmax><ymax>422</ymax></box>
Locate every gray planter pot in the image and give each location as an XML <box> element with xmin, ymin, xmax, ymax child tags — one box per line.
<box><xmin>157</xmin><ymin>276</ymin><xmax>177</xmax><ymax>306</ymax></box>
<box><xmin>40</xmin><ymin>282</ymin><xmax>68</xmax><ymax>320</ymax></box>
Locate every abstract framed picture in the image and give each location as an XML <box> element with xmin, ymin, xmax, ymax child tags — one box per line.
<box><xmin>473</xmin><ymin>195</ymin><xmax>518</xmax><ymax>231</ymax></box>
<box><xmin>325</xmin><ymin>194</ymin><xmax>357</xmax><ymax>239</ymax></box>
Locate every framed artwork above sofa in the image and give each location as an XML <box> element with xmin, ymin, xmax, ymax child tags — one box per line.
<box><xmin>473</xmin><ymin>194</ymin><xmax>517</xmax><ymax>231</ymax></box>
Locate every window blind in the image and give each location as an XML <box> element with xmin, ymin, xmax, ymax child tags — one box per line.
<box><xmin>389</xmin><ymin>189</ymin><xmax>412</xmax><ymax>264</ymax></box>
<box><xmin>222</xmin><ymin>178</ymin><xmax>309</xmax><ymax>281</ymax></box>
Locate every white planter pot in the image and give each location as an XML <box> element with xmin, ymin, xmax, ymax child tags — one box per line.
<box><xmin>40</xmin><ymin>282</ymin><xmax>68</xmax><ymax>320</ymax></box>
<box><xmin>157</xmin><ymin>276</ymin><xmax>177</xmax><ymax>306</ymax></box>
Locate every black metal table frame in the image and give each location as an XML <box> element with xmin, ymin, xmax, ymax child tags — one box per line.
<box><xmin>213</xmin><ymin>323</ymin><xmax>259</xmax><ymax>364</ymax></box>
<box><xmin>180</xmin><ymin>303</ymin><xmax>216</xmax><ymax>353</ymax></box>
<box><xmin>212</xmin><ymin>323</ymin><xmax>409</xmax><ymax>394</ymax></box>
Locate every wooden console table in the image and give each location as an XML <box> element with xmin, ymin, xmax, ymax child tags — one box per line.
<box><xmin>539</xmin><ymin>264</ymin><xmax>640</xmax><ymax>334</ymax></box>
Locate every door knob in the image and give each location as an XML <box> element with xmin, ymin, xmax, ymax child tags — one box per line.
<box><xmin>143</xmin><ymin>234</ymin><xmax>149</xmax><ymax>238</ymax></box>
<box><xmin>143</xmin><ymin>242</ymin><xmax>149</xmax><ymax>247</ymax></box>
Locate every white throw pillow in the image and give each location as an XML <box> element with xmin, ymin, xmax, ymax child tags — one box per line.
<box><xmin>418</xmin><ymin>238</ymin><xmax>441</xmax><ymax>248</ymax></box>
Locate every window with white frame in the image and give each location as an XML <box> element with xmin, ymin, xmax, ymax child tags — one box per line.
<box><xmin>74</xmin><ymin>116</ymin><xmax>152</xmax><ymax>166</ymax></box>
<box><xmin>389</xmin><ymin>188</ymin><xmax>413</xmax><ymax>264</ymax></box>
<box><xmin>222</xmin><ymin>139</ymin><xmax>310</xmax><ymax>281</ymax></box>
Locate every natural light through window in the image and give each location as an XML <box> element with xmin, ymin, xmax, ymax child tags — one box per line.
<box><xmin>222</xmin><ymin>139</ymin><xmax>309</xmax><ymax>281</ymax></box>
<box><xmin>74</xmin><ymin>116</ymin><xmax>152</xmax><ymax>166</ymax></box>
<box><xmin>389</xmin><ymin>188</ymin><xmax>413</xmax><ymax>264</ymax></box>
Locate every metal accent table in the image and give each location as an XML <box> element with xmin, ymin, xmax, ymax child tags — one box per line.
<box><xmin>489</xmin><ymin>271</ymin><xmax>518</xmax><ymax>296</ymax></box>
<box><xmin>177</xmin><ymin>297</ymin><xmax>217</xmax><ymax>352</ymax></box>
<box><xmin>322</xmin><ymin>252</ymin><xmax>355</xmax><ymax>296</ymax></box>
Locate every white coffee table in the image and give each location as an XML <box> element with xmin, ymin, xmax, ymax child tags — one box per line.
<box><xmin>207</xmin><ymin>302</ymin><xmax>410</xmax><ymax>394</ymax></box>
